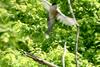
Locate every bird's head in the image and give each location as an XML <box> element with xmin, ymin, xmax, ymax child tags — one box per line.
<box><xmin>52</xmin><ymin>3</ymin><xmax>57</xmax><ymax>5</ymax></box>
<box><xmin>52</xmin><ymin>2</ymin><xmax>57</xmax><ymax>9</ymax></box>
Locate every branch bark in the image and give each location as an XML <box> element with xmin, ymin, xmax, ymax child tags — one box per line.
<box><xmin>25</xmin><ymin>52</ymin><xmax>59</xmax><ymax>67</ymax></box>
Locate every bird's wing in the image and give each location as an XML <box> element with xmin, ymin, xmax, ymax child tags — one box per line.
<box><xmin>41</xmin><ymin>0</ymin><xmax>51</xmax><ymax>11</ymax></box>
<box><xmin>41</xmin><ymin>0</ymin><xmax>76</xmax><ymax>26</ymax></box>
<box><xmin>56</xmin><ymin>8</ymin><xmax>76</xmax><ymax>26</ymax></box>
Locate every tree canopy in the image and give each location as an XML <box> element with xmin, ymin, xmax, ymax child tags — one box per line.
<box><xmin>0</xmin><ymin>0</ymin><xmax>100</xmax><ymax>67</ymax></box>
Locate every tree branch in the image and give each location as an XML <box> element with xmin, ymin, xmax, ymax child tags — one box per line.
<box><xmin>25</xmin><ymin>52</ymin><xmax>59</xmax><ymax>67</ymax></box>
<box><xmin>67</xmin><ymin>0</ymin><xmax>80</xmax><ymax>67</ymax></box>
<box><xmin>75</xmin><ymin>25</ymin><xmax>79</xmax><ymax>67</ymax></box>
<box><xmin>62</xmin><ymin>42</ymin><xmax>66</xmax><ymax>67</ymax></box>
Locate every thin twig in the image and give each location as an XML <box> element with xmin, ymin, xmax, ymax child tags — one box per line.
<box><xmin>62</xmin><ymin>42</ymin><xmax>66</xmax><ymax>67</ymax></box>
<box><xmin>75</xmin><ymin>25</ymin><xmax>79</xmax><ymax>67</ymax></box>
<box><xmin>67</xmin><ymin>0</ymin><xmax>80</xmax><ymax>67</ymax></box>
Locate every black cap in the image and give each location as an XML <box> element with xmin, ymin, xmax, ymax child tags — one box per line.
<box><xmin>52</xmin><ymin>3</ymin><xmax>57</xmax><ymax>5</ymax></box>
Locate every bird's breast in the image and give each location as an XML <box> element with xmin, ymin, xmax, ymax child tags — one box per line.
<box><xmin>49</xmin><ymin>7</ymin><xmax>58</xmax><ymax>17</ymax></box>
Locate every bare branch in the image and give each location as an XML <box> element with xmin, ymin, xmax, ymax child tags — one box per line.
<box><xmin>62</xmin><ymin>42</ymin><xmax>67</xmax><ymax>67</ymax></box>
<box><xmin>75</xmin><ymin>25</ymin><xmax>80</xmax><ymax>67</ymax></box>
<box><xmin>67</xmin><ymin>0</ymin><xmax>80</xmax><ymax>67</ymax></box>
<box><xmin>25</xmin><ymin>52</ymin><xmax>59</xmax><ymax>67</ymax></box>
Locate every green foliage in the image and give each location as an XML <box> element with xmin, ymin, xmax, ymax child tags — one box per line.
<box><xmin>0</xmin><ymin>0</ymin><xmax>100</xmax><ymax>67</ymax></box>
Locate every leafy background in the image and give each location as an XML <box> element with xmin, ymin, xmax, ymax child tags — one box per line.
<box><xmin>0</xmin><ymin>0</ymin><xmax>100</xmax><ymax>67</ymax></box>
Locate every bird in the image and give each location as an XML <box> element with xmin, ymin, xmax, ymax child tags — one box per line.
<box><xmin>41</xmin><ymin>0</ymin><xmax>77</xmax><ymax>35</ymax></box>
